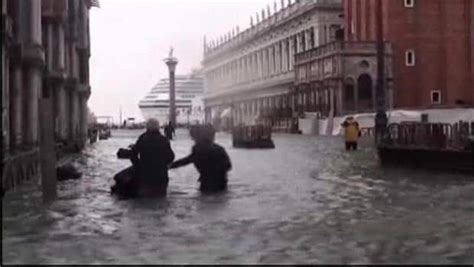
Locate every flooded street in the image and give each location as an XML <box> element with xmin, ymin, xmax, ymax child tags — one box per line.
<box><xmin>2</xmin><ymin>129</ymin><xmax>473</xmax><ymax>264</ymax></box>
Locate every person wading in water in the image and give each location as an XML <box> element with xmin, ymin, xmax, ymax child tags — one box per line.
<box><xmin>130</xmin><ymin>119</ymin><xmax>175</xmax><ymax>197</ymax></box>
<box><xmin>341</xmin><ymin>116</ymin><xmax>361</xmax><ymax>151</ymax></box>
<box><xmin>169</xmin><ymin>125</ymin><xmax>231</xmax><ymax>193</ymax></box>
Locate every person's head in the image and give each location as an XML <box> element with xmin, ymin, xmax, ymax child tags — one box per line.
<box><xmin>190</xmin><ymin>125</ymin><xmax>215</xmax><ymax>143</ymax></box>
<box><xmin>347</xmin><ymin>116</ymin><xmax>355</xmax><ymax>122</ymax></box>
<box><xmin>146</xmin><ymin>119</ymin><xmax>160</xmax><ymax>132</ymax></box>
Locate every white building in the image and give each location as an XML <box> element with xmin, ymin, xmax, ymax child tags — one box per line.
<box><xmin>202</xmin><ymin>0</ymin><xmax>343</xmax><ymax>130</ymax></box>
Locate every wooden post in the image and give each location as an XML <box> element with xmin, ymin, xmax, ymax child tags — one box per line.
<box><xmin>40</xmin><ymin>97</ymin><xmax>57</xmax><ymax>203</ymax></box>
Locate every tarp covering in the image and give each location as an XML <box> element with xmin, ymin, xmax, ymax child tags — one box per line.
<box><xmin>315</xmin><ymin>108</ymin><xmax>474</xmax><ymax>136</ymax></box>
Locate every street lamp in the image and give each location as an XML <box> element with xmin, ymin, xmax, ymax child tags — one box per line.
<box><xmin>375</xmin><ymin>0</ymin><xmax>388</xmax><ymax>145</ymax></box>
<box><xmin>164</xmin><ymin>47</ymin><xmax>178</xmax><ymax>127</ymax></box>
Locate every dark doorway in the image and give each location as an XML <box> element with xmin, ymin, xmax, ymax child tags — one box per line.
<box><xmin>344</xmin><ymin>83</ymin><xmax>355</xmax><ymax>111</ymax></box>
<box><xmin>335</xmin><ymin>28</ymin><xmax>344</xmax><ymax>41</ymax></box>
<box><xmin>357</xmin><ymin>74</ymin><xmax>373</xmax><ymax>110</ymax></box>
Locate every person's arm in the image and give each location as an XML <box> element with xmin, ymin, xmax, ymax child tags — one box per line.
<box><xmin>130</xmin><ymin>137</ymin><xmax>141</xmax><ymax>166</ymax></box>
<box><xmin>164</xmin><ymin>140</ymin><xmax>175</xmax><ymax>165</ymax></box>
<box><xmin>169</xmin><ymin>148</ymin><xmax>195</xmax><ymax>169</ymax></box>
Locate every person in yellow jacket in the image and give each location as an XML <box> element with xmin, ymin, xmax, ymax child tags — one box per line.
<box><xmin>341</xmin><ymin>116</ymin><xmax>360</xmax><ymax>151</ymax></box>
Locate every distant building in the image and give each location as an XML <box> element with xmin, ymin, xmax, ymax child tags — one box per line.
<box><xmin>202</xmin><ymin>0</ymin><xmax>344</xmax><ymax>130</ymax></box>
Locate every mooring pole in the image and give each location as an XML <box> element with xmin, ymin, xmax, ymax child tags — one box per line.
<box><xmin>40</xmin><ymin>84</ymin><xmax>57</xmax><ymax>203</ymax></box>
<box><xmin>375</xmin><ymin>0</ymin><xmax>388</xmax><ymax>145</ymax></box>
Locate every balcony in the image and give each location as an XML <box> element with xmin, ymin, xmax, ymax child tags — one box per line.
<box><xmin>206</xmin><ymin>70</ymin><xmax>294</xmax><ymax>102</ymax></box>
<box><xmin>294</xmin><ymin>41</ymin><xmax>392</xmax><ymax>85</ymax></box>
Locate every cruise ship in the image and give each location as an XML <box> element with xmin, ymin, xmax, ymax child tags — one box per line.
<box><xmin>138</xmin><ymin>72</ymin><xmax>205</xmax><ymax>125</ymax></box>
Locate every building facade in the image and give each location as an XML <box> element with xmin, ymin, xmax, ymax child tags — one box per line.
<box><xmin>2</xmin><ymin>0</ymin><xmax>97</xmax><ymax>192</ymax></box>
<box><xmin>344</xmin><ymin>0</ymin><xmax>474</xmax><ymax>108</ymax></box>
<box><xmin>294</xmin><ymin>41</ymin><xmax>393</xmax><ymax>117</ymax></box>
<box><xmin>202</xmin><ymin>0</ymin><xmax>344</xmax><ymax>131</ymax></box>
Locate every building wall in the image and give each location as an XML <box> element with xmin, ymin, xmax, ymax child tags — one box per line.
<box><xmin>2</xmin><ymin>0</ymin><xmax>93</xmax><ymax>152</ymax></box>
<box><xmin>202</xmin><ymin>0</ymin><xmax>344</xmax><ymax>113</ymax></box>
<box><xmin>344</xmin><ymin>0</ymin><xmax>474</xmax><ymax>108</ymax></box>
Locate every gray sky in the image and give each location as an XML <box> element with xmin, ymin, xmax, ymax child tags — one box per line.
<box><xmin>89</xmin><ymin>0</ymin><xmax>272</xmax><ymax>123</ymax></box>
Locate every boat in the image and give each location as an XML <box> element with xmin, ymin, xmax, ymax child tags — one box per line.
<box><xmin>232</xmin><ymin>125</ymin><xmax>275</xmax><ymax>149</ymax></box>
<box><xmin>138</xmin><ymin>71</ymin><xmax>205</xmax><ymax>126</ymax></box>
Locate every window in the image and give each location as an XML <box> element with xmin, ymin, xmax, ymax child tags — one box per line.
<box><xmin>431</xmin><ymin>90</ymin><xmax>441</xmax><ymax>104</ymax></box>
<box><xmin>405</xmin><ymin>49</ymin><xmax>416</xmax><ymax>66</ymax></box>
<box><xmin>404</xmin><ymin>0</ymin><xmax>414</xmax><ymax>8</ymax></box>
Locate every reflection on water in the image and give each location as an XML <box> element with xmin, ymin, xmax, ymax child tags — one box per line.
<box><xmin>2</xmin><ymin>129</ymin><xmax>473</xmax><ymax>264</ymax></box>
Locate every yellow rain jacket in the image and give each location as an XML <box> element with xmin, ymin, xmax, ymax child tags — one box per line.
<box><xmin>342</xmin><ymin>120</ymin><xmax>360</xmax><ymax>142</ymax></box>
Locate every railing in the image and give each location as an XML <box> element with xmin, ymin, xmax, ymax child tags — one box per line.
<box><xmin>295</xmin><ymin>41</ymin><xmax>390</xmax><ymax>63</ymax></box>
<box><xmin>2</xmin><ymin>148</ymin><xmax>40</xmax><ymax>192</ymax></box>
<box><xmin>384</xmin><ymin>121</ymin><xmax>474</xmax><ymax>151</ymax></box>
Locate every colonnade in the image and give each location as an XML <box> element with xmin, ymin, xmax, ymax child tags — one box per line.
<box><xmin>206</xmin><ymin>27</ymin><xmax>322</xmax><ymax>91</ymax></box>
<box><xmin>2</xmin><ymin>0</ymin><xmax>93</xmax><ymax>154</ymax></box>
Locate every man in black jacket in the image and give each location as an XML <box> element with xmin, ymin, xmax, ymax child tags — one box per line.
<box><xmin>169</xmin><ymin>125</ymin><xmax>231</xmax><ymax>193</ymax></box>
<box><xmin>164</xmin><ymin>121</ymin><xmax>175</xmax><ymax>140</ymax></box>
<box><xmin>130</xmin><ymin>119</ymin><xmax>175</xmax><ymax>197</ymax></box>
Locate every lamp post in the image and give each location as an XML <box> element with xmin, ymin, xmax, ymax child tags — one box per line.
<box><xmin>375</xmin><ymin>0</ymin><xmax>388</xmax><ymax>145</ymax></box>
<box><xmin>164</xmin><ymin>48</ymin><xmax>178</xmax><ymax>127</ymax></box>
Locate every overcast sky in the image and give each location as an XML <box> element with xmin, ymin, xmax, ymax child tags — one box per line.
<box><xmin>89</xmin><ymin>0</ymin><xmax>273</xmax><ymax>123</ymax></box>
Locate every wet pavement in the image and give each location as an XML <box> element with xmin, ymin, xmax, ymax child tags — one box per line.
<box><xmin>2</xmin><ymin>129</ymin><xmax>473</xmax><ymax>264</ymax></box>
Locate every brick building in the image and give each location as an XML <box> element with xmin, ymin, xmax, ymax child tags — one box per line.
<box><xmin>345</xmin><ymin>0</ymin><xmax>474</xmax><ymax>108</ymax></box>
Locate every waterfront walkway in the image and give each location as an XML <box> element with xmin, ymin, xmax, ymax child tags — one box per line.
<box><xmin>2</xmin><ymin>129</ymin><xmax>473</xmax><ymax>264</ymax></box>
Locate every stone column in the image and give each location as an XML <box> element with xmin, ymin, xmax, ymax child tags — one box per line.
<box><xmin>57</xmin><ymin>24</ymin><xmax>65</xmax><ymax>69</ymax></box>
<box><xmin>276</xmin><ymin>43</ymin><xmax>281</xmax><ymax>74</ymax></box>
<box><xmin>10</xmin><ymin>65</ymin><xmax>23</xmax><ymax>148</ymax></box>
<box><xmin>296</xmin><ymin>33</ymin><xmax>302</xmax><ymax>53</ymax></box>
<box><xmin>305</xmin><ymin>29</ymin><xmax>311</xmax><ymax>50</ymax></box>
<box><xmin>68</xmin><ymin>91</ymin><xmax>76</xmax><ymax>141</ymax></box>
<box><xmin>47</xmin><ymin>24</ymin><xmax>54</xmax><ymax>69</ymax></box>
<box><xmin>79</xmin><ymin>93</ymin><xmax>89</xmax><ymax>146</ymax></box>
<box><xmin>256</xmin><ymin>51</ymin><xmax>261</xmax><ymax>78</ymax></box>
<box><xmin>266</xmin><ymin>48</ymin><xmax>270</xmax><ymax>76</ymax></box>
<box><xmin>470</xmin><ymin>0</ymin><xmax>474</xmax><ymax>101</ymax></box>
<box><xmin>281</xmin><ymin>40</ymin><xmax>287</xmax><ymax>72</ymax></box>
<box><xmin>24</xmin><ymin>0</ymin><xmax>42</xmax><ymax>45</ymax></box>
<box><xmin>253</xmin><ymin>53</ymin><xmax>258</xmax><ymax>80</ymax></box>
<box><xmin>24</xmin><ymin>67</ymin><xmax>41</xmax><ymax>146</ymax></box>
<box><xmin>2</xmin><ymin>39</ymin><xmax>9</xmax><ymax>151</ymax></box>
<box><xmin>22</xmin><ymin>0</ymin><xmax>44</xmax><ymax>147</ymax></box>
<box><xmin>269</xmin><ymin>46</ymin><xmax>274</xmax><ymax>76</ymax></box>
<box><xmin>289</xmin><ymin>37</ymin><xmax>294</xmax><ymax>70</ymax></box>
<box><xmin>56</xmin><ymin>85</ymin><xmax>67</xmax><ymax>141</ymax></box>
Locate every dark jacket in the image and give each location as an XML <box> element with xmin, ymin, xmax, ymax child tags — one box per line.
<box><xmin>164</xmin><ymin>125</ymin><xmax>175</xmax><ymax>140</ymax></box>
<box><xmin>131</xmin><ymin>130</ymin><xmax>175</xmax><ymax>185</ymax></box>
<box><xmin>170</xmin><ymin>141</ymin><xmax>231</xmax><ymax>191</ymax></box>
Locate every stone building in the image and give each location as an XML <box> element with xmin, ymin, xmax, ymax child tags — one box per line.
<box><xmin>294</xmin><ymin>0</ymin><xmax>474</xmax><ymax>120</ymax></box>
<box><xmin>2</xmin><ymin>0</ymin><xmax>97</xmax><ymax>192</ymax></box>
<box><xmin>202</xmin><ymin>0</ymin><xmax>344</xmax><ymax>131</ymax></box>
<box><xmin>293</xmin><ymin>35</ymin><xmax>393</xmax><ymax>118</ymax></box>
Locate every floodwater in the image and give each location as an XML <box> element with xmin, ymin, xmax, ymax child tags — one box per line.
<box><xmin>2</xmin><ymin>129</ymin><xmax>473</xmax><ymax>264</ymax></box>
